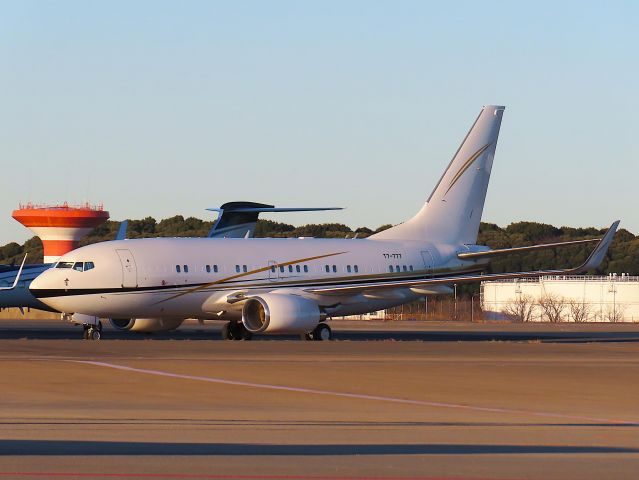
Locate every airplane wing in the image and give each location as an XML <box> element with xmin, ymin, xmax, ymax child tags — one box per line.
<box><xmin>0</xmin><ymin>254</ymin><xmax>27</xmax><ymax>291</ymax></box>
<box><xmin>457</xmin><ymin>238</ymin><xmax>600</xmax><ymax>260</ymax></box>
<box><xmin>306</xmin><ymin>221</ymin><xmax>619</xmax><ymax>296</ymax></box>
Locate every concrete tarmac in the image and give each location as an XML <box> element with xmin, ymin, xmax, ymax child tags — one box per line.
<box><xmin>1</xmin><ymin>319</ymin><xmax>639</xmax><ymax>479</ymax></box>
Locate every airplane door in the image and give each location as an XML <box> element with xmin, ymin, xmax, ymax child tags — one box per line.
<box><xmin>420</xmin><ymin>250</ymin><xmax>434</xmax><ymax>274</ymax></box>
<box><xmin>268</xmin><ymin>261</ymin><xmax>279</xmax><ymax>282</ymax></box>
<box><xmin>116</xmin><ymin>249</ymin><xmax>137</xmax><ymax>288</ymax></box>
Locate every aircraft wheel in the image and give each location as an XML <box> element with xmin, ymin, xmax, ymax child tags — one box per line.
<box><xmin>238</xmin><ymin>324</ymin><xmax>253</xmax><ymax>341</ymax></box>
<box><xmin>82</xmin><ymin>327</ymin><xmax>89</xmax><ymax>340</ymax></box>
<box><xmin>231</xmin><ymin>322</ymin><xmax>252</xmax><ymax>341</ymax></box>
<box><xmin>88</xmin><ymin>328</ymin><xmax>101</xmax><ymax>340</ymax></box>
<box><xmin>230</xmin><ymin>322</ymin><xmax>243</xmax><ymax>341</ymax></box>
<box><xmin>312</xmin><ymin>323</ymin><xmax>332</xmax><ymax>341</ymax></box>
<box><xmin>221</xmin><ymin>322</ymin><xmax>234</xmax><ymax>340</ymax></box>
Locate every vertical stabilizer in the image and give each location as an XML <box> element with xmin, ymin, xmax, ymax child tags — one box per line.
<box><xmin>372</xmin><ymin>105</ymin><xmax>505</xmax><ymax>244</ymax></box>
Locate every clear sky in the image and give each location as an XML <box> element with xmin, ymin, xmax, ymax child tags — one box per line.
<box><xmin>1</xmin><ymin>1</ymin><xmax>637</xmax><ymax>245</ymax></box>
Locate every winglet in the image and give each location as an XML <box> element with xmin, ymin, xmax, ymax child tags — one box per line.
<box><xmin>0</xmin><ymin>254</ymin><xmax>27</xmax><ymax>291</ymax></box>
<box><xmin>575</xmin><ymin>220</ymin><xmax>620</xmax><ymax>272</ymax></box>
<box><xmin>115</xmin><ymin>220</ymin><xmax>129</xmax><ymax>241</ymax></box>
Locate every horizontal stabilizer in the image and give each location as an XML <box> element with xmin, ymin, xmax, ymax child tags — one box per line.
<box><xmin>205</xmin><ymin>206</ymin><xmax>343</xmax><ymax>214</ymax></box>
<box><xmin>307</xmin><ymin>221</ymin><xmax>620</xmax><ymax>296</ymax></box>
<box><xmin>207</xmin><ymin>202</ymin><xmax>343</xmax><ymax>239</ymax></box>
<box><xmin>457</xmin><ymin>238</ymin><xmax>600</xmax><ymax>260</ymax></box>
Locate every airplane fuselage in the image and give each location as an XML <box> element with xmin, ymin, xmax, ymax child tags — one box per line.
<box><xmin>30</xmin><ymin>237</ymin><xmax>482</xmax><ymax>320</ymax></box>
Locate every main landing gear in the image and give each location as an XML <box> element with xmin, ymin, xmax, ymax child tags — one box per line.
<box><xmin>82</xmin><ymin>322</ymin><xmax>102</xmax><ymax>340</ymax></box>
<box><xmin>221</xmin><ymin>321</ymin><xmax>253</xmax><ymax>341</ymax></box>
<box><xmin>301</xmin><ymin>323</ymin><xmax>332</xmax><ymax>341</ymax></box>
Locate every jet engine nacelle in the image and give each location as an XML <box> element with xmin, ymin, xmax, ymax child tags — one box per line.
<box><xmin>110</xmin><ymin>318</ymin><xmax>185</xmax><ymax>333</ymax></box>
<box><xmin>241</xmin><ymin>294</ymin><xmax>320</xmax><ymax>334</ymax></box>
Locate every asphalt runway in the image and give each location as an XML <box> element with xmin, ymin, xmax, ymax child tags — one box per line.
<box><xmin>3</xmin><ymin>317</ymin><xmax>639</xmax><ymax>342</ymax></box>
<box><xmin>1</xmin><ymin>319</ymin><xmax>639</xmax><ymax>479</ymax></box>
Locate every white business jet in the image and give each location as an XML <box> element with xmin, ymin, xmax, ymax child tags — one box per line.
<box><xmin>29</xmin><ymin>105</ymin><xmax>619</xmax><ymax>340</ymax></box>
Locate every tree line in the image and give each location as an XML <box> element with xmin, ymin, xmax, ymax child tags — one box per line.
<box><xmin>0</xmin><ymin>217</ymin><xmax>635</xmax><ymax>277</ymax></box>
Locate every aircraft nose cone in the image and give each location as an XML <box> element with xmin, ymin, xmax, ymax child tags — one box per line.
<box><xmin>29</xmin><ymin>271</ymin><xmax>50</xmax><ymax>297</ymax></box>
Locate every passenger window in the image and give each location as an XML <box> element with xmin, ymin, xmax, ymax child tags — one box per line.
<box><xmin>303</xmin><ymin>265</ymin><xmax>308</xmax><ymax>273</ymax></box>
<box><xmin>85</xmin><ymin>262</ymin><xmax>95</xmax><ymax>271</ymax></box>
<box><xmin>403</xmin><ymin>265</ymin><xmax>407</xmax><ymax>272</ymax></box>
<box><xmin>184</xmin><ymin>265</ymin><xmax>189</xmax><ymax>273</ymax></box>
<box><xmin>280</xmin><ymin>266</ymin><xmax>285</xmax><ymax>273</ymax></box>
<box><xmin>325</xmin><ymin>265</ymin><xmax>330</xmax><ymax>273</ymax></box>
<box><xmin>271</xmin><ymin>266</ymin><xmax>276</xmax><ymax>273</ymax></box>
<box><xmin>243</xmin><ymin>265</ymin><xmax>248</xmax><ymax>273</ymax></box>
<box><xmin>206</xmin><ymin>265</ymin><xmax>211</xmax><ymax>273</ymax></box>
<box><xmin>396</xmin><ymin>265</ymin><xmax>400</xmax><ymax>272</ymax></box>
<box><xmin>409</xmin><ymin>265</ymin><xmax>414</xmax><ymax>272</ymax></box>
<box><xmin>72</xmin><ymin>262</ymin><xmax>84</xmax><ymax>272</ymax></box>
<box><xmin>296</xmin><ymin>265</ymin><xmax>300</xmax><ymax>273</ymax></box>
<box><xmin>332</xmin><ymin>265</ymin><xmax>337</xmax><ymax>273</ymax></box>
<box><xmin>176</xmin><ymin>265</ymin><xmax>181</xmax><ymax>273</ymax></box>
<box><xmin>213</xmin><ymin>265</ymin><xmax>218</xmax><ymax>273</ymax></box>
<box><xmin>347</xmin><ymin>265</ymin><xmax>351</xmax><ymax>273</ymax></box>
<box><xmin>236</xmin><ymin>265</ymin><xmax>240</xmax><ymax>273</ymax></box>
<box><xmin>57</xmin><ymin>262</ymin><xmax>74</xmax><ymax>269</ymax></box>
<box><xmin>389</xmin><ymin>265</ymin><xmax>393</xmax><ymax>273</ymax></box>
<box><xmin>354</xmin><ymin>265</ymin><xmax>358</xmax><ymax>273</ymax></box>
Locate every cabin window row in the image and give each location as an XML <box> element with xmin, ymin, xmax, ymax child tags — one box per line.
<box><xmin>174</xmin><ymin>264</ymin><xmax>414</xmax><ymax>275</ymax></box>
<box><xmin>271</xmin><ymin>265</ymin><xmax>310</xmax><ymax>273</ymax></box>
<box><xmin>388</xmin><ymin>265</ymin><xmax>414</xmax><ymax>273</ymax></box>
<box><xmin>177</xmin><ymin>264</ymin><xmax>222</xmax><ymax>273</ymax></box>
<box><xmin>324</xmin><ymin>264</ymin><xmax>359</xmax><ymax>273</ymax></box>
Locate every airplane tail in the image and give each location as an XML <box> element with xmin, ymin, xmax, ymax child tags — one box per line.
<box><xmin>371</xmin><ymin>105</ymin><xmax>505</xmax><ymax>244</ymax></box>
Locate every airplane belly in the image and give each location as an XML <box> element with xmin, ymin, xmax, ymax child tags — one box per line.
<box><xmin>327</xmin><ymin>291</ymin><xmax>422</xmax><ymax>317</ymax></box>
<box><xmin>39</xmin><ymin>290</ymin><xmax>201</xmax><ymax>319</ymax></box>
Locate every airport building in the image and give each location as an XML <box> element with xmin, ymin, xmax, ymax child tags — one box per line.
<box><xmin>481</xmin><ymin>275</ymin><xmax>639</xmax><ymax>322</ymax></box>
<box><xmin>12</xmin><ymin>202</ymin><xmax>109</xmax><ymax>263</ymax></box>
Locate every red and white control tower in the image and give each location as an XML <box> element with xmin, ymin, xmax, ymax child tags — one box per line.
<box><xmin>12</xmin><ymin>202</ymin><xmax>110</xmax><ymax>263</ymax></box>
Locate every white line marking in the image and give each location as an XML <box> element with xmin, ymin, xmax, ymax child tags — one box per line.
<box><xmin>70</xmin><ymin>360</ymin><xmax>639</xmax><ymax>426</ymax></box>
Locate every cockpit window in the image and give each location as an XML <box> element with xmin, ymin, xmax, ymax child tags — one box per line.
<box><xmin>57</xmin><ymin>261</ymin><xmax>94</xmax><ymax>272</ymax></box>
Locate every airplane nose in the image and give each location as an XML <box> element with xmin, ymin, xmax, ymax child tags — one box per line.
<box><xmin>29</xmin><ymin>271</ymin><xmax>50</xmax><ymax>297</ymax></box>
